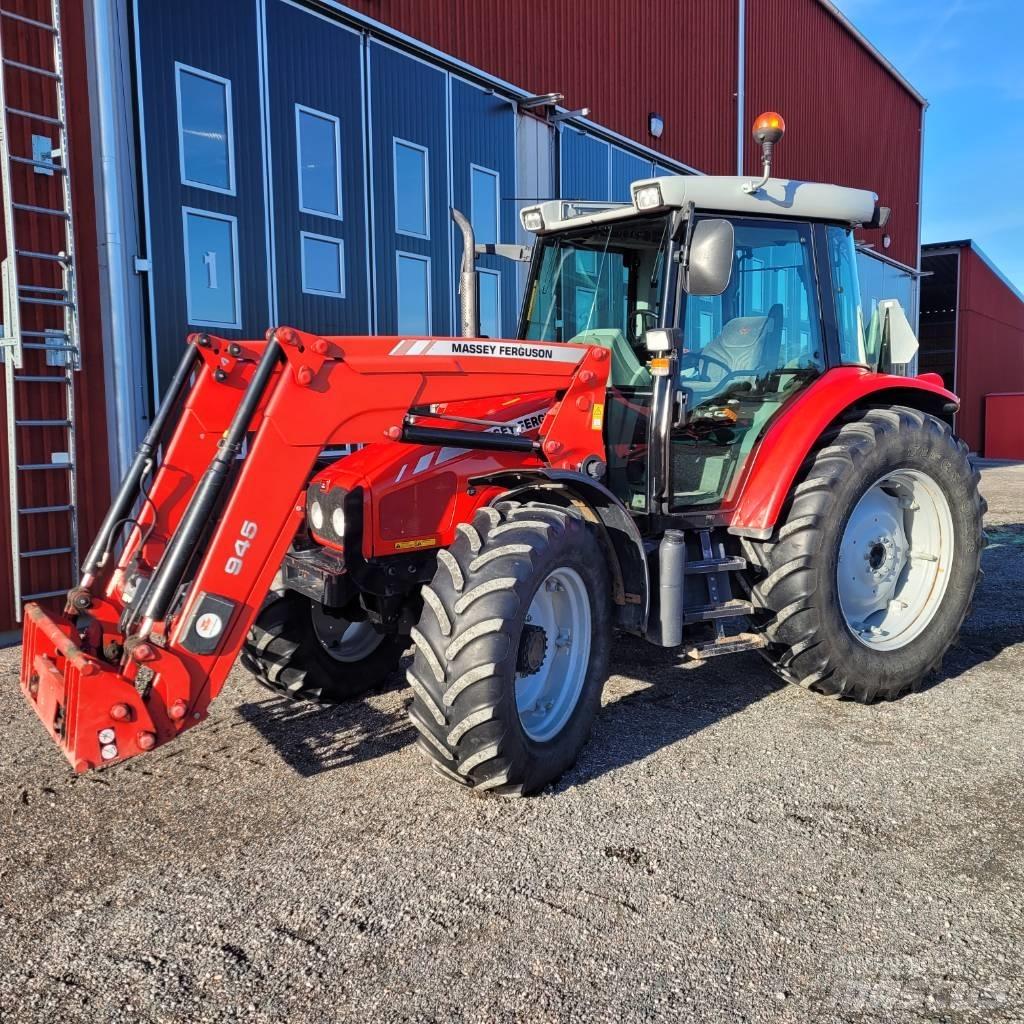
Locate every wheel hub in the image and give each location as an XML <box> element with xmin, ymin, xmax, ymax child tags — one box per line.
<box><xmin>516</xmin><ymin>624</ymin><xmax>548</xmax><ymax>675</ymax></box>
<box><xmin>837</xmin><ymin>468</ymin><xmax>954</xmax><ymax>651</ymax></box>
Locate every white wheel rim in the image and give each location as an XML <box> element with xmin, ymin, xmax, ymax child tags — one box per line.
<box><xmin>311</xmin><ymin>604</ymin><xmax>385</xmax><ymax>663</ymax></box>
<box><xmin>515</xmin><ymin>567</ymin><xmax>592</xmax><ymax>742</ymax></box>
<box><xmin>837</xmin><ymin>468</ymin><xmax>954</xmax><ymax>651</ymax></box>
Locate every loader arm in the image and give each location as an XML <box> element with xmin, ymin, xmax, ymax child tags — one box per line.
<box><xmin>21</xmin><ymin>327</ymin><xmax>610</xmax><ymax>772</ymax></box>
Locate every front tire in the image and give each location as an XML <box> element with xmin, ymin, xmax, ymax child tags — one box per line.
<box><xmin>407</xmin><ymin>501</ymin><xmax>611</xmax><ymax>795</ymax></box>
<box><xmin>744</xmin><ymin>407</ymin><xmax>985</xmax><ymax>701</ymax></box>
<box><xmin>240</xmin><ymin>590</ymin><xmax>406</xmax><ymax>702</ymax></box>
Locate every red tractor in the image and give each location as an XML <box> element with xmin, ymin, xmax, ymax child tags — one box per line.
<box><xmin>19</xmin><ymin>117</ymin><xmax>984</xmax><ymax>795</ymax></box>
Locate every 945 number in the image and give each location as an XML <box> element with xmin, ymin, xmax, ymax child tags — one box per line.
<box><xmin>225</xmin><ymin>519</ymin><xmax>258</xmax><ymax>575</ymax></box>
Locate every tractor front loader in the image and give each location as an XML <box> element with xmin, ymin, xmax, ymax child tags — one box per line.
<box><xmin>18</xmin><ymin>113</ymin><xmax>985</xmax><ymax>796</ymax></box>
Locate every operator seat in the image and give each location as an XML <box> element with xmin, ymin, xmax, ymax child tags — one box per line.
<box><xmin>683</xmin><ymin>304</ymin><xmax>782</xmax><ymax>402</ymax></box>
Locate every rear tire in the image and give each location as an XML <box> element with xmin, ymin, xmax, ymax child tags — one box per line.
<box><xmin>744</xmin><ymin>407</ymin><xmax>985</xmax><ymax>701</ymax></box>
<box><xmin>407</xmin><ymin>501</ymin><xmax>611</xmax><ymax>795</ymax></box>
<box><xmin>240</xmin><ymin>589</ymin><xmax>405</xmax><ymax>702</ymax></box>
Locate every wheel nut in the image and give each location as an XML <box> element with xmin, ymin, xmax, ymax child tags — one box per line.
<box><xmin>110</xmin><ymin>703</ymin><xmax>130</xmax><ymax>721</ymax></box>
<box><xmin>296</xmin><ymin>365</ymin><xmax>314</xmax><ymax>386</ymax></box>
<box><xmin>543</xmin><ymin>439</ymin><xmax>562</xmax><ymax>455</ymax></box>
<box><xmin>168</xmin><ymin>700</ymin><xmax>188</xmax><ymax>721</ymax></box>
<box><xmin>312</xmin><ymin>338</ymin><xmax>328</xmax><ymax>354</ymax></box>
<box><xmin>137</xmin><ymin>731</ymin><xmax>156</xmax><ymax>751</ymax></box>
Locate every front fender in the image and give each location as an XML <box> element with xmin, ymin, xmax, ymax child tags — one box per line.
<box><xmin>728</xmin><ymin>367</ymin><xmax>959</xmax><ymax>538</ymax></box>
<box><xmin>472</xmin><ymin>469</ymin><xmax>650</xmax><ymax>635</ymax></box>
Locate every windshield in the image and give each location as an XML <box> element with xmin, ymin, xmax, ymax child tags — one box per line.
<box><xmin>519</xmin><ymin>214</ymin><xmax>671</xmax><ymax>388</ymax></box>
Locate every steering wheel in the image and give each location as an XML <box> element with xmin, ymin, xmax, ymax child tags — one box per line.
<box><xmin>628</xmin><ymin>308</ymin><xmax>660</xmax><ymax>345</ymax></box>
<box><xmin>679</xmin><ymin>349</ymin><xmax>734</xmax><ymax>381</ymax></box>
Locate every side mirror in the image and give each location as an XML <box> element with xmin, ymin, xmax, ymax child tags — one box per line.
<box><xmin>684</xmin><ymin>218</ymin><xmax>734</xmax><ymax>296</ymax></box>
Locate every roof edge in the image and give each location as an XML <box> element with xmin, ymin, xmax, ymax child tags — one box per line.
<box><xmin>923</xmin><ymin>240</ymin><xmax>1024</xmax><ymax>305</ymax></box>
<box><xmin>815</xmin><ymin>0</ymin><xmax>928</xmax><ymax>107</ymax></box>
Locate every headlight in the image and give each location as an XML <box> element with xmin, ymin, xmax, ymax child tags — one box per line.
<box><xmin>331</xmin><ymin>507</ymin><xmax>345</xmax><ymax>537</ymax></box>
<box><xmin>633</xmin><ymin>183</ymin><xmax>664</xmax><ymax>211</ymax></box>
<box><xmin>309</xmin><ymin>500</ymin><xmax>324</xmax><ymax>531</ymax></box>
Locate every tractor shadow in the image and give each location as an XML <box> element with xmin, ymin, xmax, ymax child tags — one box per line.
<box><xmin>234</xmin><ymin>671</ymin><xmax>413</xmax><ymax>778</ymax></box>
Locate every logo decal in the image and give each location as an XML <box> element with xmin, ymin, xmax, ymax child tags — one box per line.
<box><xmin>394</xmin><ymin>537</ymin><xmax>437</xmax><ymax>551</ymax></box>
<box><xmin>389</xmin><ymin>339</ymin><xmax>582</xmax><ymax>364</ymax></box>
<box><xmin>195</xmin><ymin>612</ymin><xmax>224</xmax><ymax>639</ymax></box>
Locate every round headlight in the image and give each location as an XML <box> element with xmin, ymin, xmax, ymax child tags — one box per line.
<box><xmin>309</xmin><ymin>500</ymin><xmax>324</xmax><ymax>531</ymax></box>
<box><xmin>331</xmin><ymin>507</ymin><xmax>345</xmax><ymax>537</ymax></box>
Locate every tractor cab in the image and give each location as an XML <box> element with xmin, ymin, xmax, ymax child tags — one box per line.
<box><xmin>512</xmin><ymin>148</ymin><xmax>903</xmax><ymax>524</ymax></box>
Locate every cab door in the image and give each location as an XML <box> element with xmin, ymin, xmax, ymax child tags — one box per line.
<box><xmin>668</xmin><ymin>218</ymin><xmax>827</xmax><ymax>511</ymax></box>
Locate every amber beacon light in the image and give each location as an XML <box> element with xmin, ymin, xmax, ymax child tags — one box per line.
<box><xmin>743</xmin><ymin>111</ymin><xmax>787</xmax><ymax>194</ymax></box>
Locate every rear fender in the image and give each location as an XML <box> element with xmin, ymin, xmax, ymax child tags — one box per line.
<box><xmin>728</xmin><ymin>368</ymin><xmax>960</xmax><ymax>539</ymax></box>
<box><xmin>474</xmin><ymin>469</ymin><xmax>649</xmax><ymax>635</ymax></box>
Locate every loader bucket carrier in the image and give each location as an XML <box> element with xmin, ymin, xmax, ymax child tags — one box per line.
<box><xmin>21</xmin><ymin>327</ymin><xmax>609</xmax><ymax>771</ymax></box>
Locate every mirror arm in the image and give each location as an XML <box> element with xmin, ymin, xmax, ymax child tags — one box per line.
<box><xmin>677</xmin><ymin>201</ymin><xmax>697</xmax><ymax>283</ymax></box>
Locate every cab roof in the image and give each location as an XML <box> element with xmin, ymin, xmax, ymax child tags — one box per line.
<box><xmin>523</xmin><ymin>174</ymin><xmax>879</xmax><ymax>235</ymax></box>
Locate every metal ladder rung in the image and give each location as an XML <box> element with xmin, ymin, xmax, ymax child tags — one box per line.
<box><xmin>12</xmin><ymin>201</ymin><xmax>68</xmax><ymax>219</ymax></box>
<box><xmin>17</xmin><ymin>461</ymin><xmax>74</xmax><ymax>471</ymax></box>
<box><xmin>16</xmin><ymin>249</ymin><xmax>70</xmax><ymax>263</ymax></box>
<box><xmin>22</xmin><ymin>546</ymin><xmax>72</xmax><ymax>559</ymax></box>
<box><xmin>10</xmin><ymin>154</ymin><xmax>66</xmax><ymax>172</ymax></box>
<box><xmin>4</xmin><ymin>105</ymin><xmax>63</xmax><ymax>127</ymax></box>
<box><xmin>18</xmin><ymin>295</ymin><xmax>74</xmax><ymax>308</ymax></box>
<box><xmin>22</xmin><ymin>589</ymin><xmax>70</xmax><ymax>602</ymax></box>
<box><xmin>19</xmin><ymin>504</ymin><xmax>73</xmax><ymax>515</ymax></box>
<box><xmin>14</xmin><ymin>374</ymin><xmax>70</xmax><ymax>383</ymax></box>
<box><xmin>14</xmin><ymin>418</ymin><xmax>72</xmax><ymax>427</ymax></box>
<box><xmin>3</xmin><ymin>58</ymin><xmax>60</xmax><ymax>80</ymax></box>
<box><xmin>0</xmin><ymin>11</ymin><xmax>57</xmax><ymax>33</ymax></box>
<box><xmin>22</xmin><ymin>329</ymin><xmax>70</xmax><ymax>339</ymax></box>
<box><xmin>22</xmin><ymin>341</ymin><xmax>75</xmax><ymax>352</ymax></box>
<box><xmin>19</xmin><ymin>283</ymin><xmax>67</xmax><ymax>294</ymax></box>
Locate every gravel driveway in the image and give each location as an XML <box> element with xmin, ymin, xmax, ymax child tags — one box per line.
<box><xmin>1</xmin><ymin>461</ymin><xmax>1021</xmax><ymax>1024</ymax></box>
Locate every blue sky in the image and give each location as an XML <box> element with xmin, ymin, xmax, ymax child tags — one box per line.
<box><xmin>837</xmin><ymin>0</ymin><xmax>1024</xmax><ymax>289</ymax></box>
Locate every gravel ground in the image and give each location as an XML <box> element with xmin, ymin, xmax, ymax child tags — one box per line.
<box><xmin>1</xmin><ymin>460</ymin><xmax>1022</xmax><ymax>1024</ymax></box>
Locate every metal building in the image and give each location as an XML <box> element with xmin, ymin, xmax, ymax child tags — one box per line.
<box><xmin>920</xmin><ymin>240</ymin><xmax>1024</xmax><ymax>456</ymax></box>
<box><xmin>0</xmin><ymin>0</ymin><xmax>928</xmax><ymax>633</ymax></box>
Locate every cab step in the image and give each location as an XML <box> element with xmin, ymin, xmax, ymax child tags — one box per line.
<box><xmin>685</xmin><ymin>630</ymin><xmax>767</xmax><ymax>661</ymax></box>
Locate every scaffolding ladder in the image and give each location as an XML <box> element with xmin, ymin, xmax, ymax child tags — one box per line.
<box><xmin>0</xmin><ymin>0</ymin><xmax>80</xmax><ymax>617</ymax></box>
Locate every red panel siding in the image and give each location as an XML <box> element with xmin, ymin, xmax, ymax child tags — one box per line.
<box><xmin>340</xmin><ymin>0</ymin><xmax>739</xmax><ymax>174</ymax></box>
<box><xmin>744</xmin><ymin>0</ymin><xmax>922</xmax><ymax>268</ymax></box>
<box><xmin>955</xmin><ymin>246</ymin><xmax>1024</xmax><ymax>453</ymax></box>
<box><xmin>984</xmin><ymin>394</ymin><xmax>1024</xmax><ymax>461</ymax></box>
<box><xmin>0</xmin><ymin>0</ymin><xmax>109</xmax><ymax>632</ymax></box>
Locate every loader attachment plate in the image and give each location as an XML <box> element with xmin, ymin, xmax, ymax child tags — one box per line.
<box><xmin>20</xmin><ymin>603</ymin><xmax>160</xmax><ymax>772</ymax></box>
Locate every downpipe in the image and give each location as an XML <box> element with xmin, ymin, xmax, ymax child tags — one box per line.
<box><xmin>451</xmin><ymin>208</ymin><xmax>479</xmax><ymax>338</ymax></box>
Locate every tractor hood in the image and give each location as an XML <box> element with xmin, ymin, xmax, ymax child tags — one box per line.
<box><xmin>307</xmin><ymin>392</ymin><xmax>554</xmax><ymax>558</ymax></box>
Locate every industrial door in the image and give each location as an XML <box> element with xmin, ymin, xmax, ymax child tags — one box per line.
<box><xmin>134</xmin><ymin>0</ymin><xmax>270</xmax><ymax>396</ymax></box>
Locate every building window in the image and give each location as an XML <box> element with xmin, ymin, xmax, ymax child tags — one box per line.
<box><xmin>295</xmin><ymin>105</ymin><xmax>342</xmax><ymax>220</ymax></box>
<box><xmin>182</xmin><ymin>208</ymin><xmax>240</xmax><ymax>328</ymax></box>
<box><xmin>393</xmin><ymin>138</ymin><xmax>429</xmax><ymax>238</ymax></box>
<box><xmin>479</xmin><ymin>269</ymin><xmax>500</xmax><ymax>338</ymax></box>
<box><xmin>175</xmin><ymin>63</ymin><xmax>235</xmax><ymax>194</ymax></box>
<box><xmin>396</xmin><ymin>252</ymin><xmax>431</xmax><ymax>334</ymax></box>
<box><xmin>301</xmin><ymin>232</ymin><xmax>345</xmax><ymax>298</ymax></box>
<box><xmin>470</xmin><ymin>164</ymin><xmax>499</xmax><ymax>246</ymax></box>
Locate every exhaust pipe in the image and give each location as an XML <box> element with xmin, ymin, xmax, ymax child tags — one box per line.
<box><xmin>450</xmin><ymin>208</ymin><xmax>479</xmax><ymax>338</ymax></box>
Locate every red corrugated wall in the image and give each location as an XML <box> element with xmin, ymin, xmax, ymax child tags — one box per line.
<box><xmin>955</xmin><ymin>246</ymin><xmax>1024</xmax><ymax>454</ymax></box>
<box><xmin>0</xmin><ymin>0</ymin><xmax>109</xmax><ymax>632</ymax></box>
<box><xmin>340</xmin><ymin>0</ymin><xmax>740</xmax><ymax>173</ymax></box>
<box><xmin>744</xmin><ymin>0</ymin><xmax>922</xmax><ymax>268</ymax></box>
<box><xmin>341</xmin><ymin>0</ymin><xmax>923</xmax><ymax>264</ymax></box>
<box><xmin>984</xmin><ymin>394</ymin><xmax>1024</xmax><ymax>460</ymax></box>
